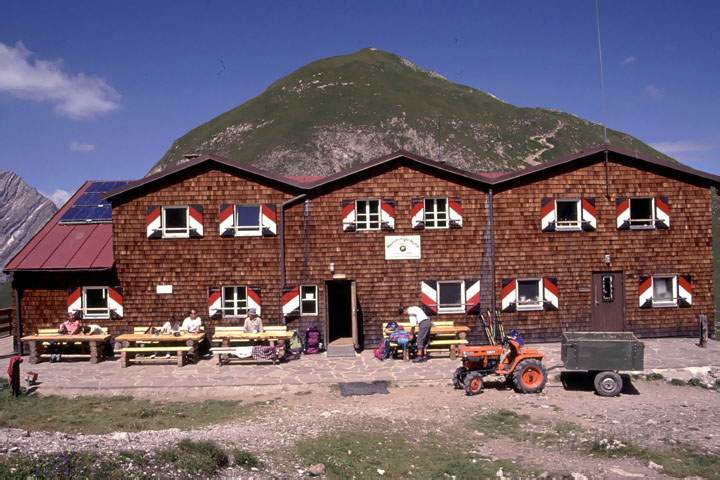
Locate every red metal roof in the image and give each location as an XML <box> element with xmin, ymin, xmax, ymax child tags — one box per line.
<box><xmin>4</xmin><ymin>182</ymin><xmax>115</xmax><ymax>271</ymax></box>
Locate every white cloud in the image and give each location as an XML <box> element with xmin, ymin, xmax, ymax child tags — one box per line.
<box><xmin>0</xmin><ymin>41</ymin><xmax>120</xmax><ymax>120</ymax></box>
<box><xmin>42</xmin><ymin>189</ymin><xmax>72</xmax><ymax>207</ymax></box>
<box><xmin>69</xmin><ymin>141</ymin><xmax>95</xmax><ymax>152</ymax></box>
<box><xmin>650</xmin><ymin>140</ymin><xmax>718</xmax><ymax>155</ymax></box>
<box><xmin>621</xmin><ymin>56</ymin><xmax>637</xmax><ymax>65</ymax></box>
<box><xmin>644</xmin><ymin>84</ymin><xmax>663</xmax><ymax>99</ymax></box>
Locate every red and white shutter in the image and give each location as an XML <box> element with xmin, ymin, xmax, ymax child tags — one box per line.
<box><xmin>678</xmin><ymin>275</ymin><xmax>693</xmax><ymax>308</ymax></box>
<box><xmin>247</xmin><ymin>286</ymin><xmax>262</xmax><ymax>315</ymax></box>
<box><xmin>411</xmin><ymin>198</ymin><xmax>425</xmax><ymax>230</ymax></box>
<box><xmin>541</xmin><ymin>198</ymin><xmax>556</xmax><ymax>232</ymax></box>
<box><xmin>655</xmin><ymin>196</ymin><xmax>671</xmax><ymax>229</ymax></box>
<box><xmin>219</xmin><ymin>204</ymin><xmax>235</xmax><ymax>236</ymax></box>
<box><xmin>500</xmin><ymin>278</ymin><xmax>517</xmax><ymax>313</ymax></box>
<box><xmin>108</xmin><ymin>287</ymin><xmax>124</xmax><ymax>318</ymax></box>
<box><xmin>341</xmin><ymin>200</ymin><xmax>356</xmax><ymax>232</ymax></box>
<box><xmin>543</xmin><ymin>277</ymin><xmax>559</xmax><ymax>310</ymax></box>
<box><xmin>465</xmin><ymin>279</ymin><xmax>480</xmax><ymax>314</ymax></box>
<box><xmin>638</xmin><ymin>276</ymin><xmax>653</xmax><ymax>309</ymax></box>
<box><xmin>581</xmin><ymin>198</ymin><xmax>597</xmax><ymax>232</ymax></box>
<box><xmin>188</xmin><ymin>204</ymin><xmax>204</xmax><ymax>238</ymax></box>
<box><xmin>261</xmin><ymin>204</ymin><xmax>277</xmax><ymax>236</ymax></box>
<box><xmin>616</xmin><ymin>197</ymin><xmax>630</xmax><ymax>230</ymax></box>
<box><xmin>282</xmin><ymin>286</ymin><xmax>300</xmax><ymax>319</ymax></box>
<box><xmin>420</xmin><ymin>280</ymin><xmax>437</xmax><ymax>314</ymax></box>
<box><xmin>68</xmin><ymin>288</ymin><xmax>82</xmax><ymax>315</ymax></box>
<box><xmin>380</xmin><ymin>198</ymin><xmax>396</xmax><ymax>231</ymax></box>
<box><xmin>208</xmin><ymin>286</ymin><xmax>222</xmax><ymax>319</ymax></box>
<box><xmin>449</xmin><ymin>197</ymin><xmax>463</xmax><ymax>228</ymax></box>
<box><xmin>146</xmin><ymin>206</ymin><xmax>161</xmax><ymax>238</ymax></box>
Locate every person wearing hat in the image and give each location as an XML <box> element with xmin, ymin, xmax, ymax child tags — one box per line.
<box><xmin>243</xmin><ymin>308</ymin><xmax>263</xmax><ymax>333</ymax></box>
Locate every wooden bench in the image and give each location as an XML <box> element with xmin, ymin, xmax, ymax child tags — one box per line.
<box><xmin>212</xmin><ymin>325</ymin><xmax>290</xmax><ymax>364</ymax></box>
<box><xmin>119</xmin><ymin>346</ymin><xmax>192</xmax><ymax>367</ymax></box>
<box><xmin>382</xmin><ymin>321</ymin><xmax>469</xmax><ymax>361</ymax></box>
<box><xmin>22</xmin><ymin>328</ymin><xmax>110</xmax><ymax>363</ymax></box>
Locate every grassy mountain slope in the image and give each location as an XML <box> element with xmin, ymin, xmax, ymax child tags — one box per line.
<box><xmin>153</xmin><ymin>48</ymin><xmax>671</xmax><ymax>175</ymax></box>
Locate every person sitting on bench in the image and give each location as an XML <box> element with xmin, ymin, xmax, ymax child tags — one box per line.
<box><xmin>159</xmin><ymin>318</ymin><xmax>181</xmax><ymax>335</ymax></box>
<box><xmin>243</xmin><ymin>308</ymin><xmax>263</xmax><ymax>333</ymax></box>
<box><xmin>181</xmin><ymin>309</ymin><xmax>204</xmax><ymax>333</ymax></box>
<box><xmin>59</xmin><ymin>312</ymin><xmax>82</xmax><ymax>335</ymax></box>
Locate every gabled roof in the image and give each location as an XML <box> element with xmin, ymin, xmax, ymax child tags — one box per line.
<box><xmin>5</xmin><ymin>181</ymin><xmax>118</xmax><ymax>272</ymax></box>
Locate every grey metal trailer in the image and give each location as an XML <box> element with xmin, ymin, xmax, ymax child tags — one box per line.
<box><xmin>561</xmin><ymin>332</ymin><xmax>644</xmax><ymax>396</ymax></box>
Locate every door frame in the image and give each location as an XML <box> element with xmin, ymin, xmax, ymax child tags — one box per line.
<box><xmin>324</xmin><ymin>279</ymin><xmax>358</xmax><ymax>348</ymax></box>
<box><xmin>591</xmin><ymin>270</ymin><xmax>626</xmax><ymax>331</ymax></box>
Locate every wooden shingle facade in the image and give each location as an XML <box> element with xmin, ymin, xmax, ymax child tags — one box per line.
<box><xmin>6</xmin><ymin>146</ymin><xmax>718</xmax><ymax>349</ymax></box>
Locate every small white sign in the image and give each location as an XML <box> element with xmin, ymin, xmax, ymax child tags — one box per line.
<box><xmin>385</xmin><ymin>235</ymin><xmax>421</xmax><ymax>260</ymax></box>
<box><xmin>156</xmin><ymin>285</ymin><xmax>173</xmax><ymax>294</ymax></box>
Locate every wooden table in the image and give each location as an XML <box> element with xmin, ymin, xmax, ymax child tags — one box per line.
<box><xmin>115</xmin><ymin>332</ymin><xmax>206</xmax><ymax>356</ymax></box>
<box><xmin>213</xmin><ymin>330</ymin><xmax>294</xmax><ymax>347</ymax></box>
<box><xmin>21</xmin><ymin>334</ymin><xmax>111</xmax><ymax>364</ymax></box>
<box><xmin>383</xmin><ymin>325</ymin><xmax>471</xmax><ymax>338</ymax></box>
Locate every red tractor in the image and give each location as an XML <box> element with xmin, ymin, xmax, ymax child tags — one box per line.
<box><xmin>453</xmin><ymin>330</ymin><xmax>547</xmax><ymax>395</ymax></box>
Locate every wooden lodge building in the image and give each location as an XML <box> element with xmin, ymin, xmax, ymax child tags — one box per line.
<box><xmin>5</xmin><ymin>145</ymin><xmax>718</xmax><ymax>351</ymax></box>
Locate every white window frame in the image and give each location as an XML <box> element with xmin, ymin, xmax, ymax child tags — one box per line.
<box><xmin>82</xmin><ymin>286</ymin><xmax>110</xmax><ymax>319</ymax></box>
<box><xmin>222</xmin><ymin>285</ymin><xmax>248</xmax><ymax>317</ymax></box>
<box><xmin>437</xmin><ymin>280</ymin><xmax>465</xmax><ymax>314</ymax></box>
<box><xmin>300</xmin><ymin>285</ymin><xmax>318</xmax><ymax>316</ymax></box>
<box><xmin>516</xmin><ymin>278</ymin><xmax>544</xmax><ymax>311</ymax></box>
<box><xmin>355</xmin><ymin>199</ymin><xmax>381</xmax><ymax>231</ymax></box>
<box><xmin>161</xmin><ymin>205</ymin><xmax>190</xmax><ymax>238</ymax></box>
<box><xmin>555</xmin><ymin>199</ymin><xmax>582</xmax><ymax>231</ymax></box>
<box><xmin>234</xmin><ymin>204</ymin><xmax>262</xmax><ymax>236</ymax></box>
<box><xmin>424</xmin><ymin>198</ymin><xmax>449</xmax><ymax>229</ymax></box>
<box><xmin>652</xmin><ymin>275</ymin><xmax>678</xmax><ymax>308</ymax></box>
<box><xmin>629</xmin><ymin>197</ymin><xmax>656</xmax><ymax>230</ymax></box>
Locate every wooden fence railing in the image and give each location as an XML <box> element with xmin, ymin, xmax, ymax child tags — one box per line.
<box><xmin>0</xmin><ymin>308</ymin><xmax>11</xmax><ymax>337</ymax></box>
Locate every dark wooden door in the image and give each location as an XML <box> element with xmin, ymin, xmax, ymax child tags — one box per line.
<box><xmin>591</xmin><ymin>272</ymin><xmax>625</xmax><ymax>331</ymax></box>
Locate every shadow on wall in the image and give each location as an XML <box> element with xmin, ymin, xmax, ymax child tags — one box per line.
<box><xmin>0</xmin><ymin>281</ymin><xmax>11</xmax><ymax>310</ymax></box>
<box><xmin>714</xmin><ymin>187</ymin><xmax>719</xmax><ymax>338</ymax></box>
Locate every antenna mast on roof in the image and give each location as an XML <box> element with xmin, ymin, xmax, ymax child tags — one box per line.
<box><xmin>595</xmin><ymin>0</ymin><xmax>611</xmax><ymax>198</ymax></box>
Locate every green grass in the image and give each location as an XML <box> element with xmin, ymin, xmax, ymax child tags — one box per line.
<box><xmin>0</xmin><ymin>385</ymin><xmax>259</xmax><ymax>434</ymax></box>
<box><xmin>473</xmin><ymin>410</ymin><xmax>583</xmax><ymax>447</ymax></box>
<box><xmin>592</xmin><ymin>439</ymin><xmax>720</xmax><ymax>479</ymax></box>
<box><xmin>296</xmin><ymin>431</ymin><xmax>530</xmax><ymax>479</ymax></box>
<box><xmin>0</xmin><ymin>281</ymin><xmax>10</xmax><ymax>310</ymax></box>
<box><xmin>669</xmin><ymin>378</ymin><xmax>687</xmax><ymax>386</ymax></box>
<box><xmin>230</xmin><ymin>448</ymin><xmax>264</xmax><ymax>469</ymax></box>
<box><xmin>0</xmin><ymin>439</ymin><xmax>230</xmax><ymax>480</ymax></box>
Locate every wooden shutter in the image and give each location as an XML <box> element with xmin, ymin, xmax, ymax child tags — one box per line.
<box><xmin>678</xmin><ymin>275</ymin><xmax>693</xmax><ymax>308</ymax></box>
<box><xmin>380</xmin><ymin>198</ymin><xmax>396</xmax><ymax>231</ymax></box>
<box><xmin>208</xmin><ymin>286</ymin><xmax>222</xmax><ymax>319</ymax></box>
<box><xmin>449</xmin><ymin>197</ymin><xmax>463</xmax><ymax>228</ymax></box>
<box><xmin>541</xmin><ymin>198</ymin><xmax>556</xmax><ymax>232</ymax></box>
<box><xmin>108</xmin><ymin>286</ymin><xmax>124</xmax><ymax>319</ymax></box>
<box><xmin>655</xmin><ymin>196</ymin><xmax>671</xmax><ymax>229</ymax></box>
<box><xmin>638</xmin><ymin>276</ymin><xmax>653</xmax><ymax>309</ymax></box>
<box><xmin>219</xmin><ymin>204</ymin><xmax>235</xmax><ymax>237</ymax></box>
<box><xmin>581</xmin><ymin>198</ymin><xmax>597</xmax><ymax>232</ymax></box>
<box><xmin>282</xmin><ymin>286</ymin><xmax>300</xmax><ymax>319</ymax></box>
<box><xmin>188</xmin><ymin>204</ymin><xmax>204</xmax><ymax>238</ymax></box>
<box><xmin>341</xmin><ymin>200</ymin><xmax>356</xmax><ymax>232</ymax></box>
<box><xmin>247</xmin><ymin>285</ymin><xmax>262</xmax><ymax>316</ymax></box>
<box><xmin>67</xmin><ymin>287</ymin><xmax>82</xmax><ymax>315</ymax></box>
<box><xmin>411</xmin><ymin>198</ymin><xmax>425</xmax><ymax>230</ymax></box>
<box><xmin>465</xmin><ymin>279</ymin><xmax>481</xmax><ymax>314</ymax></box>
<box><xmin>500</xmin><ymin>278</ymin><xmax>517</xmax><ymax>313</ymax></box>
<box><xmin>420</xmin><ymin>280</ymin><xmax>437</xmax><ymax>314</ymax></box>
<box><xmin>146</xmin><ymin>206</ymin><xmax>162</xmax><ymax>238</ymax></box>
<box><xmin>616</xmin><ymin>197</ymin><xmax>630</xmax><ymax>230</ymax></box>
<box><xmin>543</xmin><ymin>277</ymin><xmax>559</xmax><ymax>310</ymax></box>
<box><xmin>261</xmin><ymin>204</ymin><xmax>278</xmax><ymax>236</ymax></box>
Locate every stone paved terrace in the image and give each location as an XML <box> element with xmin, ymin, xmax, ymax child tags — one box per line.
<box><xmin>0</xmin><ymin>336</ymin><xmax>717</xmax><ymax>399</ymax></box>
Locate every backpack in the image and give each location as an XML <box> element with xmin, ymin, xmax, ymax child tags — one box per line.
<box><xmin>305</xmin><ymin>327</ymin><xmax>322</xmax><ymax>354</ymax></box>
<box><xmin>374</xmin><ymin>340</ymin><xmax>385</xmax><ymax>360</ymax></box>
<box><xmin>286</xmin><ymin>332</ymin><xmax>304</xmax><ymax>360</ymax></box>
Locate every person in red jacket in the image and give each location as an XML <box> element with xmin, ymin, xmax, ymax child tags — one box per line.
<box><xmin>7</xmin><ymin>355</ymin><xmax>22</xmax><ymax>397</ymax></box>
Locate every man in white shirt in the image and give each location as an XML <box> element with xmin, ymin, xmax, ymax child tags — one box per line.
<box><xmin>403</xmin><ymin>305</ymin><xmax>432</xmax><ymax>362</ymax></box>
<box><xmin>181</xmin><ymin>309</ymin><xmax>203</xmax><ymax>333</ymax></box>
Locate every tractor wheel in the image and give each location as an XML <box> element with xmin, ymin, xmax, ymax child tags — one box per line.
<box><xmin>453</xmin><ymin>367</ymin><xmax>467</xmax><ymax>390</ymax></box>
<box><xmin>594</xmin><ymin>371</ymin><xmax>623</xmax><ymax>397</ymax></box>
<box><xmin>512</xmin><ymin>359</ymin><xmax>547</xmax><ymax>394</ymax></box>
<box><xmin>464</xmin><ymin>373</ymin><xmax>484</xmax><ymax>396</ymax></box>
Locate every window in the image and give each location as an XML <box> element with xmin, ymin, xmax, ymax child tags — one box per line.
<box><xmin>356</xmin><ymin>199</ymin><xmax>381</xmax><ymax>231</ymax></box>
<box><xmin>517</xmin><ymin>279</ymin><xmax>543</xmax><ymax>311</ymax></box>
<box><xmin>222</xmin><ymin>286</ymin><xmax>248</xmax><ymax>317</ymax></box>
<box><xmin>652</xmin><ymin>276</ymin><xmax>677</xmax><ymax>307</ymax></box>
<box><xmin>83</xmin><ymin>287</ymin><xmax>109</xmax><ymax>318</ymax></box>
<box><xmin>424</xmin><ymin>198</ymin><xmax>449</xmax><ymax>229</ymax></box>
<box><xmin>630</xmin><ymin>198</ymin><xmax>654</xmax><ymax>229</ymax></box>
<box><xmin>555</xmin><ymin>200</ymin><xmax>581</xmax><ymax>230</ymax></box>
<box><xmin>235</xmin><ymin>205</ymin><xmax>262</xmax><ymax>235</ymax></box>
<box><xmin>162</xmin><ymin>206</ymin><xmax>189</xmax><ymax>237</ymax></box>
<box><xmin>300</xmin><ymin>285</ymin><xmax>318</xmax><ymax>315</ymax></box>
<box><xmin>601</xmin><ymin>275</ymin><xmax>614</xmax><ymax>302</ymax></box>
<box><xmin>437</xmin><ymin>280</ymin><xmax>465</xmax><ymax>313</ymax></box>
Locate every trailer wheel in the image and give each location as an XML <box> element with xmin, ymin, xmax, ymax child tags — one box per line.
<box><xmin>513</xmin><ymin>359</ymin><xmax>547</xmax><ymax>394</ymax></box>
<box><xmin>453</xmin><ymin>367</ymin><xmax>467</xmax><ymax>389</ymax></box>
<box><xmin>594</xmin><ymin>371</ymin><xmax>623</xmax><ymax>397</ymax></box>
<box><xmin>464</xmin><ymin>373</ymin><xmax>484</xmax><ymax>396</ymax></box>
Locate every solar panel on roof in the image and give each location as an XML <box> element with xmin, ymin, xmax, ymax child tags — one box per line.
<box><xmin>59</xmin><ymin>180</ymin><xmax>130</xmax><ymax>224</ymax></box>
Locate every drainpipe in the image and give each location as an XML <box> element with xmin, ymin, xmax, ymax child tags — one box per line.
<box><xmin>280</xmin><ymin>194</ymin><xmax>307</xmax><ymax>287</ymax></box>
<box><xmin>488</xmin><ymin>188</ymin><xmax>500</xmax><ymax>342</ymax></box>
<box><xmin>13</xmin><ymin>281</ymin><xmax>23</xmax><ymax>355</ymax></box>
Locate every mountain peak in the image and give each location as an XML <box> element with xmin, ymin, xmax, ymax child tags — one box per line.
<box><xmin>151</xmin><ymin>49</ymin><xmax>670</xmax><ymax>176</ymax></box>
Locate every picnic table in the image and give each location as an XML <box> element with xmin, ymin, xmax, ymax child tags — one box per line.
<box><xmin>382</xmin><ymin>321</ymin><xmax>471</xmax><ymax>360</ymax></box>
<box><xmin>212</xmin><ymin>326</ymin><xmax>293</xmax><ymax>365</ymax></box>
<box><xmin>21</xmin><ymin>331</ymin><xmax>111</xmax><ymax>364</ymax></box>
<box><xmin>115</xmin><ymin>331</ymin><xmax>206</xmax><ymax>367</ymax></box>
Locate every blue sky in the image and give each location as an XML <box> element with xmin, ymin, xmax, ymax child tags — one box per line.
<box><xmin>1</xmin><ymin>0</ymin><xmax>718</xmax><ymax>205</ymax></box>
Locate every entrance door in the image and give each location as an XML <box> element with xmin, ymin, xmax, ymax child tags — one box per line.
<box><xmin>325</xmin><ymin>280</ymin><xmax>358</xmax><ymax>348</ymax></box>
<box><xmin>591</xmin><ymin>272</ymin><xmax>625</xmax><ymax>331</ymax></box>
